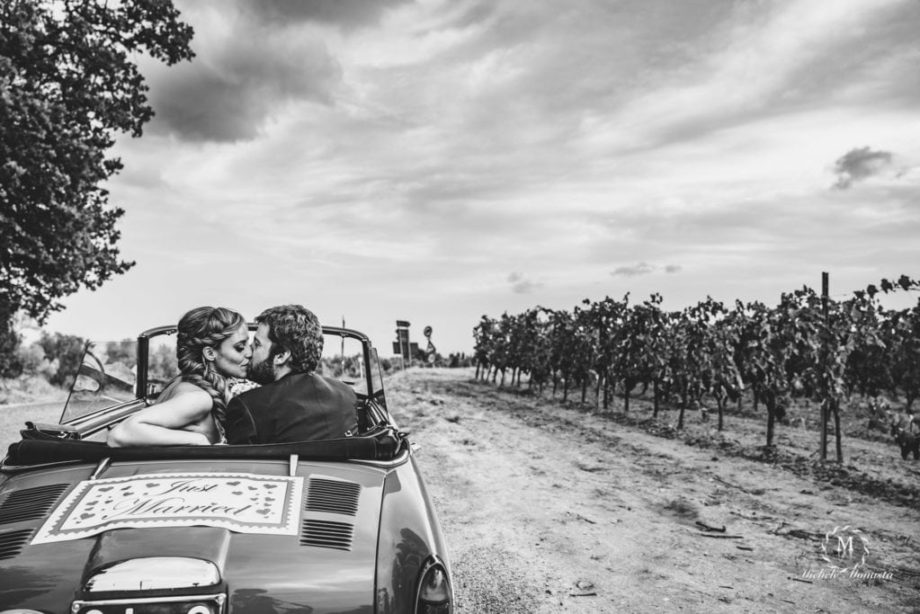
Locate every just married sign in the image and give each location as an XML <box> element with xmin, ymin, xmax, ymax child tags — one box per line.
<box><xmin>33</xmin><ymin>473</ymin><xmax>304</xmax><ymax>544</ymax></box>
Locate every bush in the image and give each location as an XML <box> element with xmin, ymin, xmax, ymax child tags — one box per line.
<box><xmin>38</xmin><ymin>332</ymin><xmax>86</xmax><ymax>387</ymax></box>
<box><xmin>0</xmin><ymin>373</ymin><xmax>65</xmax><ymax>404</ymax></box>
<box><xmin>15</xmin><ymin>343</ymin><xmax>49</xmax><ymax>376</ymax></box>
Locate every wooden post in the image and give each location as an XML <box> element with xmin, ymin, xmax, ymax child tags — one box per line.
<box><xmin>820</xmin><ymin>272</ymin><xmax>829</xmax><ymax>460</ymax></box>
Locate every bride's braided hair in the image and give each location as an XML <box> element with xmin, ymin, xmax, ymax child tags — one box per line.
<box><xmin>176</xmin><ymin>306</ymin><xmax>246</xmax><ymax>428</ymax></box>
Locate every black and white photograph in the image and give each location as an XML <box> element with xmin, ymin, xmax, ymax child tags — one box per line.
<box><xmin>1</xmin><ymin>1</ymin><xmax>919</xmax><ymax>612</ymax></box>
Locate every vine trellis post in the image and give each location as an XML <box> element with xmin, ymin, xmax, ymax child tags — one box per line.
<box><xmin>821</xmin><ymin>271</ymin><xmax>829</xmax><ymax>461</ymax></box>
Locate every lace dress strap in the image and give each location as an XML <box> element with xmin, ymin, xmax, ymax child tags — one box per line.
<box><xmin>213</xmin><ymin>378</ymin><xmax>258</xmax><ymax>445</ymax></box>
<box><xmin>213</xmin><ymin>413</ymin><xmax>228</xmax><ymax>445</ymax></box>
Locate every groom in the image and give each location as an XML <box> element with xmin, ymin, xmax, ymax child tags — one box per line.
<box><xmin>224</xmin><ymin>304</ymin><xmax>357</xmax><ymax>444</ymax></box>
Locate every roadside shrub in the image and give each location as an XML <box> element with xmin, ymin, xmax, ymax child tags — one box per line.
<box><xmin>105</xmin><ymin>339</ymin><xmax>136</xmax><ymax>372</ymax></box>
<box><xmin>38</xmin><ymin>333</ymin><xmax>86</xmax><ymax>387</ymax></box>
<box><xmin>0</xmin><ymin>373</ymin><xmax>64</xmax><ymax>404</ymax></box>
<box><xmin>15</xmin><ymin>343</ymin><xmax>49</xmax><ymax>376</ymax></box>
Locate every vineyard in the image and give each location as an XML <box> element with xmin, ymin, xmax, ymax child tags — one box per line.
<box><xmin>471</xmin><ymin>275</ymin><xmax>920</xmax><ymax>463</ymax></box>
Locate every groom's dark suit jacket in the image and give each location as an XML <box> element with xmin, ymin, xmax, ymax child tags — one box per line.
<box><xmin>225</xmin><ymin>372</ymin><xmax>357</xmax><ymax>445</ymax></box>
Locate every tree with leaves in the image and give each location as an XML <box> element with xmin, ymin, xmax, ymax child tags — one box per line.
<box><xmin>0</xmin><ymin>0</ymin><xmax>194</xmax><ymax>372</ymax></box>
<box><xmin>37</xmin><ymin>330</ymin><xmax>84</xmax><ymax>387</ymax></box>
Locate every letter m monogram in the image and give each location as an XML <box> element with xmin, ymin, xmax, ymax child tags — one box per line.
<box><xmin>835</xmin><ymin>535</ymin><xmax>854</xmax><ymax>558</ymax></box>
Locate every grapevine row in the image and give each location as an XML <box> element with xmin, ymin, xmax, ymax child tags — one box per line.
<box><xmin>472</xmin><ymin>275</ymin><xmax>920</xmax><ymax>461</ymax></box>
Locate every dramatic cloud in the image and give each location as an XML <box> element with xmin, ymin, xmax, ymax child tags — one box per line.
<box><xmin>832</xmin><ymin>147</ymin><xmax>894</xmax><ymax>189</ymax></box>
<box><xmin>237</xmin><ymin>0</ymin><xmax>412</xmax><ymax>29</ymax></box>
<box><xmin>611</xmin><ymin>263</ymin><xmax>655</xmax><ymax>277</ymax></box>
<box><xmin>147</xmin><ymin>5</ymin><xmax>342</xmax><ymax>142</ymax></box>
<box><xmin>508</xmin><ymin>272</ymin><xmax>542</xmax><ymax>294</ymax></box>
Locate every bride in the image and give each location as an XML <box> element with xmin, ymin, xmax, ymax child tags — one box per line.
<box><xmin>107</xmin><ymin>306</ymin><xmax>251</xmax><ymax>446</ymax></box>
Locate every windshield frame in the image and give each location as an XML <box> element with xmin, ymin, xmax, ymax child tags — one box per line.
<box><xmin>136</xmin><ymin>323</ymin><xmax>378</xmax><ymax>399</ymax></box>
<box><xmin>60</xmin><ymin>324</ymin><xmax>386</xmax><ymax>425</ymax></box>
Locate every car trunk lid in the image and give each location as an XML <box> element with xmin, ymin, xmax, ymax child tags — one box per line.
<box><xmin>0</xmin><ymin>458</ymin><xmax>387</xmax><ymax>614</ymax></box>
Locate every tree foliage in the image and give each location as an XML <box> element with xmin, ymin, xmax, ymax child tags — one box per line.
<box><xmin>0</xmin><ymin>0</ymin><xmax>194</xmax><ymax>338</ymax></box>
<box><xmin>37</xmin><ymin>330</ymin><xmax>84</xmax><ymax>386</ymax></box>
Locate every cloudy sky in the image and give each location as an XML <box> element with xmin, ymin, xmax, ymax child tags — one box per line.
<box><xmin>46</xmin><ymin>0</ymin><xmax>920</xmax><ymax>354</ymax></box>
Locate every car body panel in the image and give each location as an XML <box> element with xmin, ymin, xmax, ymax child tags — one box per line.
<box><xmin>375</xmin><ymin>454</ymin><xmax>452</xmax><ymax>614</ymax></box>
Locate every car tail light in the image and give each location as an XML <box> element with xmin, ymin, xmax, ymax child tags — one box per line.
<box><xmin>415</xmin><ymin>561</ymin><xmax>452</xmax><ymax>614</ymax></box>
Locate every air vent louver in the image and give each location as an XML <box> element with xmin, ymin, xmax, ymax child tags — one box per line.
<box><xmin>0</xmin><ymin>483</ymin><xmax>69</xmax><ymax>525</ymax></box>
<box><xmin>0</xmin><ymin>529</ymin><xmax>33</xmax><ymax>561</ymax></box>
<box><xmin>306</xmin><ymin>478</ymin><xmax>360</xmax><ymax>516</ymax></box>
<box><xmin>301</xmin><ymin>519</ymin><xmax>354</xmax><ymax>551</ymax></box>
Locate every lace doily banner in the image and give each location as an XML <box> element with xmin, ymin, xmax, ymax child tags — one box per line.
<box><xmin>33</xmin><ymin>472</ymin><xmax>304</xmax><ymax>544</ymax></box>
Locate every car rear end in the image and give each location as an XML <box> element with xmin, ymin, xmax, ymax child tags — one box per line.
<box><xmin>0</xmin><ymin>442</ymin><xmax>452</xmax><ymax>614</ymax></box>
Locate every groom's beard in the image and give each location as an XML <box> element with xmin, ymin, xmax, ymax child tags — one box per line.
<box><xmin>247</xmin><ymin>357</ymin><xmax>276</xmax><ymax>384</ymax></box>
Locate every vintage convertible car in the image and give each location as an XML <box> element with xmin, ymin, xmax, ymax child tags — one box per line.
<box><xmin>0</xmin><ymin>325</ymin><xmax>453</xmax><ymax>614</ymax></box>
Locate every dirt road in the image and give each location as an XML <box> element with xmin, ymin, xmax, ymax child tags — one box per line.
<box><xmin>388</xmin><ymin>368</ymin><xmax>920</xmax><ymax>613</ymax></box>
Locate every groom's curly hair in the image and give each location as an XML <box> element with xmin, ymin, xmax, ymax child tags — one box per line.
<box><xmin>256</xmin><ymin>304</ymin><xmax>323</xmax><ymax>374</ymax></box>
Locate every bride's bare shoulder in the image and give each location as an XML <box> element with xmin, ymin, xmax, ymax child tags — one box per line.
<box><xmin>157</xmin><ymin>381</ymin><xmax>213</xmax><ymax>407</ymax></box>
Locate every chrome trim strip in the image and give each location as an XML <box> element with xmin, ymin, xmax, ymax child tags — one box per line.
<box><xmin>83</xmin><ymin>557</ymin><xmax>220</xmax><ymax>592</ymax></box>
<box><xmin>345</xmin><ymin>447</ymin><xmax>410</xmax><ymax>469</ymax></box>
<box><xmin>63</xmin><ymin>399</ymin><xmax>148</xmax><ymax>438</ymax></box>
<box><xmin>66</xmin><ymin>399</ymin><xmax>146</xmax><ymax>428</ymax></box>
<box><xmin>0</xmin><ymin>459</ymin><xmax>81</xmax><ymax>473</ymax></box>
<box><xmin>89</xmin><ymin>458</ymin><xmax>111</xmax><ymax>480</ymax></box>
<box><xmin>72</xmin><ymin>593</ymin><xmax>225</xmax><ymax>614</ymax></box>
<box><xmin>289</xmin><ymin>454</ymin><xmax>298</xmax><ymax>476</ymax></box>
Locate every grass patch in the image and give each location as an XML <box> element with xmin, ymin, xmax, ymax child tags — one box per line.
<box><xmin>0</xmin><ymin>375</ymin><xmax>66</xmax><ymax>405</ymax></box>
